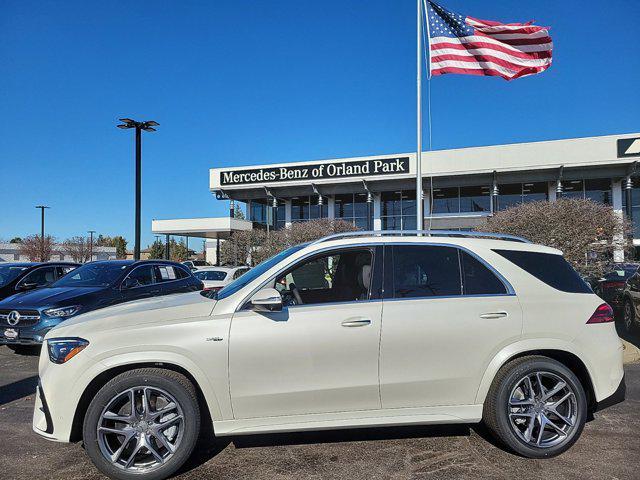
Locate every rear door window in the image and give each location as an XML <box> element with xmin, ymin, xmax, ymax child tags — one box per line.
<box><xmin>460</xmin><ymin>251</ymin><xmax>508</xmax><ymax>295</ymax></box>
<box><xmin>155</xmin><ymin>265</ymin><xmax>178</xmax><ymax>282</ymax></box>
<box><xmin>494</xmin><ymin>249</ymin><xmax>591</xmax><ymax>293</ymax></box>
<box><xmin>391</xmin><ymin>245</ymin><xmax>461</xmax><ymax>298</ymax></box>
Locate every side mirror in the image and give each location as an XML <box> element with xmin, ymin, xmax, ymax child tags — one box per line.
<box><xmin>121</xmin><ymin>277</ymin><xmax>137</xmax><ymax>290</ymax></box>
<box><xmin>250</xmin><ymin>287</ymin><xmax>283</xmax><ymax>312</ymax></box>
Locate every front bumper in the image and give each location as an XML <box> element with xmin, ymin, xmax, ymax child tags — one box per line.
<box><xmin>595</xmin><ymin>375</ymin><xmax>626</xmax><ymax>412</ymax></box>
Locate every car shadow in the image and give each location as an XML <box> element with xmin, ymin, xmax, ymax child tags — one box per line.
<box><xmin>0</xmin><ymin>375</ymin><xmax>38</xmax><ymax>406</ymax></box>
<box><xmin>177</xmin><ymin>423</ymin><xmax>474</xmax><ymax>475</ymax></box>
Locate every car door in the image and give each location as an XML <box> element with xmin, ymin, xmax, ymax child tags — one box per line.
<box><xmin>229</xmin><ymin>246</ymin><xmax>383</xmax><ymax>419</ymax></box>
<box><xmin>121</xmin><ymin>264</ymin><xmax>158</xmax><ymax>302</ymax></box>
<box><xmin>379</xmin><ymin>244</ymin><xmax>523</xmax><ymax>408</ymax></box>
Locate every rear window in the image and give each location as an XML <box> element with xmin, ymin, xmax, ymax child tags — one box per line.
<box><xmin>494</xmin><ymin>249</ymin><xmax>591</xmax><ymax>293</ymax></box>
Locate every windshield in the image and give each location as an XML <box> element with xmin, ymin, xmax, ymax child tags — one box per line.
<box><xmin>0</xmin><ymin>265</ymin><xmax>29</xmax><ymax>287</ymax></box>
<box><xmin>52</xmin><ymin>262</ymin><xmax>129</xmax><ymax>288</ymax></box>
<box><xmin>215</xmin><ymin>244</ymin><xmax>308</xmax><ymax>300</ymax></box>
<box><xmin>194</xmin><ymin>270</ymin><xmax>227</xmax><ymax>281</ymax></box>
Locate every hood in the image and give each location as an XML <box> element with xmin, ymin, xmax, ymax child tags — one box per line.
<box><xmin>49</xmin><ymin>291</ymin><xmax>216</xmax><ymax>338</ymax></box>
<box><xmin>0</xmin><ymin>286</ymin><xmax>103</xmax><ymax>308</ymax></box>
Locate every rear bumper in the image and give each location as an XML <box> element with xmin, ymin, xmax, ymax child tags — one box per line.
<box><xmin>594</xmin><ymin>375</ymin><xmax>626</xmax><ymax>412</ymax></box>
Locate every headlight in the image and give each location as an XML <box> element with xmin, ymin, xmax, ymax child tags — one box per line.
<box><xmin>43</xmin><ymin>305</ymin><xmax>81</xmax><ymax>318</ymax></box>
<box><xmin>47</xmin><ymin>338</ymin><xmax>89</xmax><ymax>364</ymax></box>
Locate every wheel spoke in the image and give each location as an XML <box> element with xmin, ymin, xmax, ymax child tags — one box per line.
<box><xmin>524</xmin><ymin>415</ymin><xmax>536</xmax><ymax>442</ymax></box>
<box><xmin>140</xmin><ymin>388</ymin><xmax>150</xmax><ymax>417</ymax></box>
<box><xmin>103</xmin><ymin>411</ymin><xmax>133</xmax><ymax>424</ymax></box>
<box><xmin>544</xmin><ymin>415</ymin><xmax>567</xmax><ymax>436</ymax></box>
<box><xmin>158</xmin><ymin>414</ymin><xmax>183</xmax><ymax>429</ymax></box>
<box><xmin>124</xmin><ymin>439</ymin><xmax>143</xmax><ymax>468</ymax></box>
<box><xmin>151</xmin><ymin>429</ymin><xmax>176</xmax><ymax>454</ymax></box>
<box><xmin>110</xmin><ymin>432</ymin><xmax>136</xmax><ymax>463</ymax></box>
<box><xmin>510</xmin><ymin>398</ymin><xmax>534</xmax><ymax>407</ymax></box>
<box><xmin>524</xmin><ymin>376</ymin><xmax>535</xmax><ymax>401</ymax></box>
<box><xmin>542</xmin><ymin>380</ymin><xmax>567</xmax><ymax>401</ymax></box>
<box><xmin>536</xmin><ymin>372</ymin><xmax>546</xmax><ymax>397</ymax></box>
<box><xmin>150</xmin><ymin>402</ymin><xmax>178</xmax><ymax>420</ymax></box>
<box><xmin>144</xmin><ymin>436</ymin><xmax>165</xmax><ymax>464</ymax></box>
<box><xmin>99</xmin><ymin>426</ymin><xmax>131</xmax><ymax>436</ymax></box>
<box><xmin>551</xmin><ymin>391</ymin><xmax>573</xmax><ymax>408</ymax></box>
<box><xmin>536</xmin><ymin>414</ymin><xmax>547</xmax><ymax>446</ymax></box>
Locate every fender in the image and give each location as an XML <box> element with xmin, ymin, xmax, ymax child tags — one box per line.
<box><xmin>473</xmin><ymin>338</ymin><xmax>596</xmax><ymax>405</ymax></box>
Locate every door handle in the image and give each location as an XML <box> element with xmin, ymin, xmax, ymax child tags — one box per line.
<box><xmin>479</xmin><ymin>312</ymin><xmax>508</xmax><ymax>319</ymax></box>
<box><xmin>341</xmin><ymin>319</ymin><xmax>372</xmax><ymax>327</ymax></box>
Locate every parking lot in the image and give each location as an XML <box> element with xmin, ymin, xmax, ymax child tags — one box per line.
<box><xmin>0</xmin><ymin>341</ymin><xmax>638</xmax><ymax>480</ymax></box>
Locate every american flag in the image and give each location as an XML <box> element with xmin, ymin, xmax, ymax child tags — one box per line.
<box><xmin>426</xmin><ymin>1</ymin><xmax>553</xmax><ymax>81</ymax></box>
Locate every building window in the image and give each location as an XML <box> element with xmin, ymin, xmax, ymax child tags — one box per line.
<box><xmin>335</xmin><ymin>193</ymin><xmax>369</xmax><ymax>228</ymax></box>
<box><xmin>274</xmin><ymin>204</ymin><xmax>286</xmax><ymax>230</ymax></box>
<box><xmin>432</xmin><ymin>186</ymin><xmax>490</xmax><ymax>214</ymax></box>
<box><xmin>382</xmin><ymin>190</ymin><xmax>416</xmax><ymax>230</ymax></box>
<box><xmin>498</xmin><ymin>182</ymin><xmax>548</xmax><ymax>210</ymax></box>
<box><xmin>563</xmin><ymin>179</ymin><xmax>611</xmax><ymax>205</ymax></box>
<box><xmin>622</xmin><ymin>182</ymin><xmax>640</xmax><ymax>238</ymax></box>
<box><xmin>291</xmin><ymin>196</ymin><xmax>327</xmax><ymax>222</ymax></box>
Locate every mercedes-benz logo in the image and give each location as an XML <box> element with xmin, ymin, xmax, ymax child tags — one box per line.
<box><xmin>7</xmin><ymin>310</ymin><xmax>21</xmax><ymax>326</ymax></box>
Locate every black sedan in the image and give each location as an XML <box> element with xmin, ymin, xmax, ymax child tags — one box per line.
<box><xmin>0</xmin><ymin>262</ymin><xmax>79</xmax><ymax>301</ymax></box>
<box><xmin>593</xmin><ymin>263</ymin><xmax>640</xmax><ymax>312</ymax></box>
<box><xmin>0</xmin><ymin>260</ymin><xmax>203</xmax><ymax>349</ymax></box>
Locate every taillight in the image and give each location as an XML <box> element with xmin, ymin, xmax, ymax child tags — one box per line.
<box><xmin>603</xmin><ymin>281</ymin><xmax>626</xmax><ymax>288</ymax></box>
<box><xmin>586</xmin><ymin>303</ymin><xmax>614</xmax><ymax>324</ymax></box>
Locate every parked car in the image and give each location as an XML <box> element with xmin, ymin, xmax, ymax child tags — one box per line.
<box><xmin>193</xmin><ymin>266</ymin><xmax>250</xmax><ymax>293</ymax></box>
<box><xmin>592</xmin><ymin>263</ymin><xmax>640</xmax><ymax>311</ymax></box>
<box><xmin>620</xmin><ymin>265</ymin><xmax>640</xmax><ymax>333</ymax></box>
<box><xmin>181</xmin><ymin>260</ymin><xmax>210</xmax><ymax>271</ymax></box>
<box><xmin>0</xmin><ymin>260</ymin><xmax>202</xmax><ymax>351</ymax></box>
<box><xmin>33</xmin><ymin>232</ymin><xmax>624</xmax><ymax>480</ymax></box>
<box><xmin>0</xmin><ymin>262</ymin><xmax>79</xmax><ymax>301</ymax></box>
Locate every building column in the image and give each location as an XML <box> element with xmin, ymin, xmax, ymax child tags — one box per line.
<box><xmin>612</xmin><ymin>179</ymin><xmax>625</xmax><ymax>263</ymax></box>
<box><xmin>328</xmin><ymin>196</ymin><xmax>335</xmax><ymax>220</ymax></box>
<box><xmin>373</xmin><ymin>194</ymin><xmax>382</xmax><ymax>231</ymax></box>
<box><xmin>548</xmin><ymin>181</ymin><xmax>557</xmax><ymax>202</ymax></box>
<box><xmin>285</xmin><ymin>199</ymin><xmax>292</xmax><ymax>228</ymax></box>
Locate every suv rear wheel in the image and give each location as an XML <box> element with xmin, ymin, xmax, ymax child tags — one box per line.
<box><xmin>483</xmin><ymin>356</ymin><xmax>587</xmax><ymax>458</ymax></box>
<box><xmin>83</xmin><ymin>368</ymin><xmax>201</xmax><ymax>480</ymax></box>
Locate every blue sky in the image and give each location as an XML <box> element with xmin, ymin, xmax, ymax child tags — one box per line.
<box><xmin>1</xmin><ymin>0</ymin><xmax>638</xmax><ymax>249</ymax></box>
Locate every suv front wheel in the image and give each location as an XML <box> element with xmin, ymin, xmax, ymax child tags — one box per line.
<box><xmin>483</xmin><ymin>356</ymin><xmax>587</xmax><ymax>458</ymax></box>
<box><xmin>83</xmin><ymin>368</ymin><xmax>201</xmax><ymax>480</ymax></box>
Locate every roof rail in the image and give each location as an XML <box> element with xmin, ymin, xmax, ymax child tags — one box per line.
<box><xmin>310</xmin><ymin>230</ymin><xmax>531</xmax><ymax>245</ymax></box>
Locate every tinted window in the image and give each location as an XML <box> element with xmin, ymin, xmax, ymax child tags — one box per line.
<box><xmin>494</xmin><ymin>249</ymin><xmax>591</xmax><ymax>293</ymax></box>
<box><xmin>392</xmin><ymin>245</ymin><xmax>461</xmax><ymax>298</ymax></box>
<box><xmin>127</xmin><ymin>265</ymin><xmax>155</xmax><ymax>287</ymax></box>
<box><xmin>233</xmin><ymin>268</ymin><xmax>248</xmax><ymax>280</ymax></box>
<box><xmin>155</xmin><ymin>265</ymin><xmax>178</xmax><ymax>282</ymax></box>
<box><xmin>461</xmin><ymin>251</ymin><xmax>508</xmax><ymax>295</ymax></box>
<box><xmin>0</xmin><ymin>265</ymin><xmax>29</xmax><ymax>287</ymax></box>
<box><xmin>195</xmin><ymin>270</ymin><xmax>227</xmax><ymax>281</ymax></box>
<box><xmin>53</xmin><ymin>263</ymin><xmax>129</xmax><ymax>287</ymax></box>
<box><xmin>21</xmin><ymin>266</ymin><xmax>57</xmax><ymax>287</ymax></box>
<box><xmin>276</xmin><ymin>249</ymin><xmax>373</xmax><ymax>305</ymax></box>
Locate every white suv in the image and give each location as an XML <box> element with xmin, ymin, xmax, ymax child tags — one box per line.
<box><xmin>33</xmin><ymin>232</ymin><xmax>625</xmax><ymax>480</ymax></box>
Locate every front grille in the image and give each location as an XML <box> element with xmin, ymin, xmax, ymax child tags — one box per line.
<box><xmin>0</xmin><ymin>309</ymin><xmax>41</xmax><ymax>327</ymax></box>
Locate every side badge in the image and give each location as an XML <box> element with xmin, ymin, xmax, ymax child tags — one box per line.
<box><xmin>206</xmin><ymin>337</ymin><xmax>223</xmax><ymax>342</ymax></box>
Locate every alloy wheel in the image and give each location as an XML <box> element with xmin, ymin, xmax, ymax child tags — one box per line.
<box><xmin>624</xmin><ymin>302</ymin><xmax>634</xmax><ymax>331</ymax></box>
<box><xmin>97</xmin><ymin>386</ymin><xmax>184</xmax><ymax>472</ymax></box>
<box><xmin>507</xmin><ymin>371</ymin><xmax>578</xmax><ymax>448</ymax></box>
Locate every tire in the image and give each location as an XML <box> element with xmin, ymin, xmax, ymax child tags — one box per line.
<box><xmin>483</xmin><ymin>355</ymin><xmax>587</xmax><ymax>458</ymax></box>
<box><xmin>83</xmin><ymin>368</ymin><xmax>201</xmax><ymax>480</ymax></box>
<box><xmin>623</xmin><ymin>298</ymin><xmax>637</xmax><ymax>333</ymax></box>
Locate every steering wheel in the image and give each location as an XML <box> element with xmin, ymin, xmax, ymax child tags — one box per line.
<box><xmin>290</xmin><ymin>283</ymin><xmax>303</xmax><ymax>305</ymax></box>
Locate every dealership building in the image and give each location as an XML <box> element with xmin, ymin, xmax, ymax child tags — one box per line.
<box><xmin>152</xmin><ymin>132</ymin><xmax>640</xmax><ymax>263</ymax></box>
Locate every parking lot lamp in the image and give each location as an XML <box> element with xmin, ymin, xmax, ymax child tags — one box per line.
<box><xmin>35</xmin><ymin>205</ymin><xmax>50</xmax><ymax>262</ymax></box>
<box><xmin>117</xmin><ymin>118</ymin><xmax>159</xmax><ymax>260</ymax></box>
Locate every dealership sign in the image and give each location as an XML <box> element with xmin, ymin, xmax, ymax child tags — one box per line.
<box><xmin>618</xmin><ymin>138</ymin><xmax>640</xmax><ymax>158</ymax></box>
<box><xmin>220</xmin><ymin>157</ymin><xmax>410</xmax><ymax>186</ymax></box>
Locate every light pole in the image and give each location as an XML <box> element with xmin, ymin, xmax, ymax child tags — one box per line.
<box><xmin>87</xmin><ymin>230</ymin><xmax>96</xmax><ymax>262</ymax></box>
<box><xmin>117</xmin><ymin>118</ymin><xmax>159</xmax><ymax>260</ymax></box>
<box><xmin>35</xmin><ymin>205</ymin><xmax>50</xmax><ymax>262</ymax></box>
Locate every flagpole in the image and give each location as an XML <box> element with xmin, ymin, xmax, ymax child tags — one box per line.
<box><xmin>416</xmin><ymin>0</ymin><xmax>424</xmax><ymax>231</ymax></box>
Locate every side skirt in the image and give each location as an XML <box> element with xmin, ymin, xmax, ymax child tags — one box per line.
<box><xmin>214</xmin><ymin>404</ymin><xmax>483</xmax><ymax>436</ymax></box>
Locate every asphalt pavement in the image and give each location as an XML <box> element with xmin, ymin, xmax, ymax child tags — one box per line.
<box><xmin>0</xmin><ymin>345</ymin><xmax>638</xmax><ymax>480</ymax></box>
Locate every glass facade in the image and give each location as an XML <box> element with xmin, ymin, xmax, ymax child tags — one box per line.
<box><xmin>291</xmin><ymin>196</ymin><xmax>328</xmax><ymax>222</ymax></box>
<box><xmin>335</xmin><ymin>193</ymin><xmax>370</xmax><ymax>229</ymax></box>
<box><xmin>497</xmin><ymin>182</ymin><xmax>548</xmax><ymax>210</ymax></box>
<box><xmin>381</xmin><ymin>190</ymin><xmax>417</xmax><ymax>230</ymax></box>
<box><xmin>431</xmin><ymin>186</ymin><xmax>490</xmax><ymax>214</ymax></box>
<box><xmin>562</xmin><ymin>179</ymin><xmax>612</xmax><ymax>204</ymax></box>
<box><xmin>249</xmin><ymin>201</ymin><xmax>286</xmax><ymax>230</ymax></box>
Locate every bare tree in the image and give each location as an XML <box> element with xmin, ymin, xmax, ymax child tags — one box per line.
<box><xmin>481</xmin><ymin>199</ymin><xmax>633</xmax><ymax>277</ymax></box>
<box><xmin>220</xmin><ymin>219</ymin><xmax>358</xmax><ymax>267</ymax></box>
<box><xmin>19</xmin><ymin>235</ymin><xmax>55</xmax><ymax>262</ymax></box>
<box><xmin>61</xmin><ymin>236</ymin><xmax>92</xmax><ymax>263</ymax></box>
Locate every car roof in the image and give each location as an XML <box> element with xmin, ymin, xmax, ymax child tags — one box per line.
<box><xmin>195</xmin><ymin>266</ymin><xmax>239</xmax><ymax>272</ymax></box>
<box><xmin>0</xmin><ymin>262</ymin><xmax>79</xmax><ymax>268</ymax></box>
<box><xmin>86</xmin><ymin>259</ymin><xmax>186</xmax><ymax>267</ymax></box>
